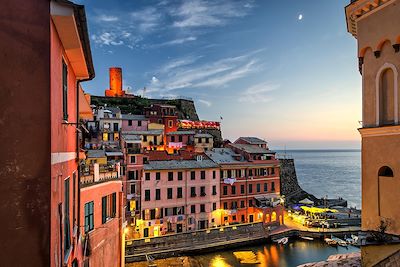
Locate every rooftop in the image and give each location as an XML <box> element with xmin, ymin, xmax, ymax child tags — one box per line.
<box><xmin>236</xmin><ymin>137</ymin><xmax>267</xmax><ymax>144</ymax></box>
<box><xmin>144</xmin><ymin>159</ymin><xmax>218</xmax><ymax>170</ymax></box>
<box><xmin>145</xmin><ymin>150</ymin><xmax>200</xmax><ymax>161</ymax></box>
<box><xmin>87</xmin><ymin>149</ymin><xmax>106</xmax><ymax>158</ymax></box>
<box><xmin>195</xmin><ymin>133</ymin><xmax>213</xmax><ymax>138</ymax></box>
<box><xmin>122</xmin><ymin>134</ymin><xmax>141</xmax><ymax>141</ymax></box>
<box><xmin>229</xmin><ymin>143</ymin><xmax>275</xmax><ymax>154</ymax></box>
<box><xmin>167</xmin><ymin>130</ymin><xmax>196</xmax><ymax>135</ymax></box>
<box><xmin>121</xmin><ymin>129</ymin><xmax>163</xmax><ymax>136</ymax></box>
<box><xmin>205</xmin><ymin>148</ymin><xmax>244</xmax><ymax>164</ymax></box>
<box><xmin>121</xmin><ymin>114</ymin><xmax>147</xmax><ymax>120</ymax></box>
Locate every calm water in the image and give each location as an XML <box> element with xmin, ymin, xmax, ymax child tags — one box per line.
<box><xmin>193</xmin><ymin>239</ymin><xmax>359</xmax><ymax>267</ymax></box>
<box><xmin>278</xmin><ymin>150</ymin><xmax>361</xmax><ymax>209</ymax></box>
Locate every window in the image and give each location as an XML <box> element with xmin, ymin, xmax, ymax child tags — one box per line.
<box><xmin>264</xmin><ymin>183</ymin><xmax>268</xmax><ymax>192</ymax></box>
<box><xmin>145</xmin><ymin>190</ymin><xmax>151</xmax><ymax>201</ymax></box>
<box><xmin>240</xmin><ymin>200</ymin><xmax>245</xmax><ymax>208</ymax></box>
<box><xmin>168</xmin><ymin>172</ymin><xmax>173</xmax><ymax>181</ymax></box>
<box><xmin>257</xmin><ymin>183</ymin><xmax>261</xmax><ymax>193</ymax></box>
<box><xmin>378</xmin><ymin>166</ymin><xmax>394</xmax><ymax>177</ymax></box>
<box><xmin>213</xmin><ymin>202</ymin><xmax>217</xmax><ymax>211</ymax></box>
<box><xmin>232</xmin><ymin>215</ymin><xmax>236</xmax><ymax>221</ymax></box>
<box><xmin>179</xmin><ymin>135</ymin><xmax>182</xmax><ymax>142</ymax></box>
<box><xmin>200</xmin><ymin>186</ymin><xmax>206</xmax><ymax>196</ymax></box>
<box><xmin>223</xmin><ymin>202</ymin><xmax>228</xmax><ymax>209</ymax></box>
<box><xmin>249</xmin><ymin>199</ymin><xmax>253</xmax><ymax>207</ymax></box>
<box><xmin>167</xmin><ymin>188</ymin><xmax>173</xmax><ymax>199</ymax></box>
<box><xmin>130</xmin><ymin>184</ymin><xmax>136</xmax><ymax>194</ymax></box>
<box><xmin>213</xmin><ymin>171</ymin><xmax>216</xmax><ymax>179</ymax></box>
<box><xmin>220</xmin><ymin>170</ymin><xmax>224</xmax><ymax>179</ymax></box>
<box><xmin>156</xmin><ymin>189</ymin><xmax>161</xmax><ymax>200</ymax></box>
<box><xmin>156</xmin><ymin>172</ymin><xmax>160</xmax><ymax>180</ymax></box>
<box><xmin>145</xmin><ymin>173</ymin><xmax>150</xmax><ymax>181</ymax></box>
<box><xmin>200</xmin><ymin>204</ymin><xmax>206</xmax><ymax>213</ymax></box>
<box><xmin>231</xmin><ymin>201</ymin><xmax>237</xmax><ymax>209</ymax></box>
<box><xmin>223</xmin><ymin>186</ymin><xmax>228</xmax><ymax>195</ymax></box>
<box><xmin>227</xmin><ymin>170</ymin><xmax>232</xmax><ymax>178</ymax></box>
<box><xmin>241</xmin><ymin>184</ymin><xmax>245</xmax><ymax>194</ymax></box>
<box><xmin>168</xmin><ymin>120</ymin><xmax>173</xmax><ymax>128</ymax></box>
<box><xmin>212</xmin><ymin>185</ymin><xmax>217</xmax><ymax>195</ymax></box>
<box><xmin>138</xmin><ymin>120</ymin><xmax>142</xmax><ymax>127</ymax></box>
<box><xmin>271</xmin><ymin>168</ymin><xmax>275</xmax><ymax>175</ymax></box>
<box><xmin>200</xmin><ymin>171</ymin><xmax>206</xmax><ymax>180</ymax></box>
<box><xmin>205</xmin><ymin>138</ymin><xmax>209</xmax><ymax>143</ymax></box>
<box><xmin>84</xmin><ymin>201</ymin><xmax>94</xmax><ymax>233</ymax></box>
<box><xmin>178</xmin><ymin>172</ymin><xmax>183</xmax><ymax>180</ymax></box>
<box><xmin>171</xmin><ymin>136</ymin><xmax>175</xmax><ymax>142</ymax></box>
<box><xmin>191</xmin><ymin>171</ymin><xmax>195</xmax><ymax>180</ymax></box>
<box><xmin>231</xmin><ymin>185</ymin><xmax>236</xmax><ymax>195</ymax></box>
<box><xmin>191</xmin><ymin>205</ymin><xmax>196</xmax><ymax>213</ymax></box>
<box><xmin>248</xmin><ymin>184</ymin><xmax>253</xmax><ymax>193</ymax></box>
<box><xmin>379</xmin><ymin>67</ymin><xmax>395</xmax><ymax>125</ymax></box>
<box><xmin>177</xmin><ymin>187</ymin><xmax>183</xmax><ymax>198</ymax></box>
<box><xmin>190</xmin><ymin>187</ymin><xmax>196</xmax><ymax>197</ymax></box>
<box><xmin>198</xmin><ymin>138</ymin><xmax>202</xmax><ymax>143</ymax></box>
<box><xmin>143</xmin><ymin>135</ymin><xmax>148</xmax><ymax>142</ymax></box>
<box><xmin>130</xmin><ymin>156</ymin><xmax>136</xmax><ymax>164</ymax></box>
<box><xmin>62</xmin><ymin>60</ymin><xmax>68</xmax><ymax>120</ymax></box>
<box><xmin>271</xmin><ymin>182</ymin><xmax>275</xmax><ymax>192</ymax></box>
<box><xmin>102</xmin><ymin>193</ymin><xmax>116</xmax><ymax>223</ymax></box>
<box><xmin>128</xmin><ymin>120</ymin><xmax>132</xmax><ymax>126</ymax></box>
<box><xmin>64</xmin><ymin>178</ymin><xmax>71</xmax><ymax>253</ymax></box>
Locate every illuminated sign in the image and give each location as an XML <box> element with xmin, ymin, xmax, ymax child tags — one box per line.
<box><xmin>178</xmin><ymin>120</ymin><xmax>220</xmax><ymax>129</ymax></box>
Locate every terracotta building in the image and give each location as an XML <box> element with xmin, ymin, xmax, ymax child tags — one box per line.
<box><xmin>206</xmin><ymin>141</ymin><xmax>283</xmax><ymax>226</ymax></box>
<box><xmin>346</xmin><ymin>0</ymin><xmax>400</xmax><ymax>265</ymax></box>
<box><xmin>0</xmin><ymin>0</ymin><xmax>94</xmax><ymax>266</ymax></box>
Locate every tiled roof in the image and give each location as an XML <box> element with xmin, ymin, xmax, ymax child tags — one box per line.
<box><xmin>105</xmin><ymin>151</ymin><xmax>123</xmax><ymax>157</ymax></box>
<box><xmin>195</xmin><ymin>133</ymin><xmax>213</xmax><ymax>138</ymax></box>
<box><xmin>167</xmin><ymin>131</ymin><xmax>196</xmax><ymax>135</ymax></box>
<box><xmin>121</xmin><ymin>129</ymin><xmax>163</xmax><ymax>136</ymax></box>
<box><xmin>205</xmin><ymin>148</ymin><xmax>244</xmax><ymax>163</ymax></box>
<box><xmin>236</xmin><ymin>137</ymin><xmax>267</xmax><ymax>144</ymax></box>
<box><xmin>229</xmin><ymin>143</ymin><xmax>275</xmax><ymax>154</ymax></box>
<box><xmin>144</xmin><ymin>159</ymin><xmax>218</xmax><ymax>170</ymax></box>
<box><xmin>145</xmin><ymin>150</ymin><xmax>199</xmax><ymax>161</ymax></box>
<box><xmin>121</xmin><ymin>134</ymin><xmax>141</xmax><ymax>141</ymax></box>
<box><xmin>121</xmin><ymin>114</ymin><xmax>146</xmax><ymax>120</ymax></box>
<box><xmin>87</xmin><ymin>149</ymin><xmax>106</xmax><ymax>158</ymax></box>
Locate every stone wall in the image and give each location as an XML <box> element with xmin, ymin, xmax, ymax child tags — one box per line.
<box><xmin>279</xmin><ymin>158</ymin><xmax>318</xmax><ymax>205</ymax></box>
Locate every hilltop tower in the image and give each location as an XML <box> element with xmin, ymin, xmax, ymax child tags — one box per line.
<box><xmin>105</xmin><ymin>67</ymin><xmax>126</xmax><ymax>97</ymax></box>
<box><xmin>346</xmin><ymin>0</ymin><xmax>400</xmax><ymax>265</ymax></box>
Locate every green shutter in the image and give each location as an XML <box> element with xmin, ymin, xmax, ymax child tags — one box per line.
<box><xmin>102</xmin><ymin>196</ymin><xmax>107</xmax><ymax>224</ymax></box>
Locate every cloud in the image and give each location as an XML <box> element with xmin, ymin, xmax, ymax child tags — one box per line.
<box><xmin>91</xmin><ymin>32</ymin><xmax>124</xmax><ymax>46</ymax></box>
<box><xmin>151</xmin><ymin>36</ymin><xmax>197</xmax><ymax>48</ymax></box>
<box><xmin>96</xmin><ymin>14</ymin><xmax>119</xmax><ymax>22</ymax></box>
<box><xmin>198</xmin><ymin>99</ymin><xmax>212</xmax><ymax>107</ymax></box>
<box><xmin>147</xmin><ymin>49</ymin><xmax>263</xmax><ymax>92</ymax></box>
<box><xmin>131</xmin><ymin>7</ymin><xmax>163</xmax><ymax>32</ymax></box>
<box><xmin>171</xmin><ymin>0</ymin><xmax>253</xmax><ymax>28</ymax></box>
<box><xmin>238</xmin><ymin>82</ymin><xmax>279</xmax><ymax>103</ymax></box>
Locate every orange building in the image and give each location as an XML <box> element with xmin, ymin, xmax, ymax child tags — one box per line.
<box><xmin>346</xmin><ymin>0</ymin><xmax>400</xmax><ymax>265</ymax></box>
<box><xmin>1</xmin><ymin>0</ymin><xmax>94</xmax><ymax>266</ymax></box>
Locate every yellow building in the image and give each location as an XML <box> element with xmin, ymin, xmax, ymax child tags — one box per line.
<box><xmin>346</xmin><ymin>0</ymin><xmax>400</xmax><ymax>265</ymax></box>
<box><xmin>86</xmin><ymin>149</ymin><xmax>107</xmax><ymax>165</ymax></box>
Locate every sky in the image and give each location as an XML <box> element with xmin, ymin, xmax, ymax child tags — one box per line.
<box><xmin>78</xmin><ymin>0</ymin><xmax>362</xmax><ymax>150</ymax></box>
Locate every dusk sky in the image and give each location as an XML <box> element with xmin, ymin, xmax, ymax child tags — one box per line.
<box><xmin>79</xmin><ymin>0</ymin><xmax>361</xmax><ymax>150</ymax></box>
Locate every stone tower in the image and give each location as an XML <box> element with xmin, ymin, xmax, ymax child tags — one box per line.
<box><xmin>105</xmin><ymin>67</ymin><xmax>126</xmax><ymax>97</ymax></box>
<box><xmin>346</xmin><ymin>0</ymin><xmax>400</xmax><ymax>265</ymax></box>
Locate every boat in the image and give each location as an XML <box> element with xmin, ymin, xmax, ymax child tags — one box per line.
<box><xmin>331</xmin><ymin>236</ymin><xmax>348</xmax><ymax>247</ymax></box>
<box><xmin>300</xmin><ymin>236</ymin><xmax>314</xmax><ymax>241</ymax></box>
<box><xmin>233</xmin><ymin>251</ymin><xmax>260</xmax><ymax>264</ymax></box>
<box><xmin>324</xmin><ymin>238</ymin><xmax>338</xmax><ymax>246</ymax></box>
<box><xmin>277</xmin><ymin>237</ymin><xmax>289</xmax><ymax>245</ymax></box>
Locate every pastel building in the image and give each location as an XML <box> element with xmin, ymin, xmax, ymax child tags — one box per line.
<box><xmin>137</xmin><ymin>156</ymin><xmax>220</xmax><ymax>238</ymax></box>
<box><xmin>194</xmin><ymin>133</ymin><xmax>214</xmax><ymax>152</ymax></box>
<box><xmin>144</xmin><ymin>104</ymin><xmax>179</xmax><ymax>134</ymax></box>
<box><xmin>80</xmin><ymin>163</ymin><xmax>123</xmax><ymax>267</ymax></box>
<box><xmin>1</xmin><ymin>0</ymin><xmax>95</xmax><ymax>265</ymax></box>
<box><xmin>166</xmin><ymin>130</ymin><xmax>195</xmax><ymax>153</ymax></box>
<box><xmin>346</xmin><ymin>0</ymin><xmax>400</xmax><ymax>265</ymax></box>
<box><xmin>121</xmin><ymin>114</ymin><xmax>149</xmax><ymax>131</ymax></box>
<box><xmin>206</xmin><ymin>143</ymin><xmax>283</xmax><ymax>226</ymax></box>
<box><xmin>122</xmin><ymin>130</ymin><xmax>164</xmax><ymax>151</ymax></box>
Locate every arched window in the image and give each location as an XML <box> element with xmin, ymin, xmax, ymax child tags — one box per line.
<box><xmin>271</xmin><ymin>211</ymin><xmax>277</xmax><ymax>222</ymax></box>
<box><xmin>378</xmin><ymin>166</ymin><xmax>394</xmax><ymax>177</ymax></box>
<box><xmin>379</xmin><ymin>68</ymin><xmax>395</xmax><ymax>125</ymax></box>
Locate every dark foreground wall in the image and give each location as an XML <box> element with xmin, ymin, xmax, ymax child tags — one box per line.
<box><xmin>0</xmin><ymin>1</ymin><xmax>51</xmax><ymax>266</ymax></box>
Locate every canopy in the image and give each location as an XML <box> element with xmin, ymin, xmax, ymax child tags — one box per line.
<box><xmin>301</xmin><ymin>206</ymin><xmax>338</xmax><ymax>214</ymax></box>
<box><xmin>299</xmin><ymin>198</ymin><xmax>314</xmax><ymax>205</ymax></box>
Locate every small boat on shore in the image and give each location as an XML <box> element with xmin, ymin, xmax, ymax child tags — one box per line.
<box><xmin>331</xmin><ymin>236</ymin><xmax>348</xmax><ymax>247</ymax></box>
<box><xmin>276</xmin><ymin>237</ymin><xmax>289</xmax><ymax>245</ymax></box>
<box><xmin>300</xmin><ymin>236</ymin><xmax>314</xmax><ymax>241</ymax></box>
<box><xmin>324</xmin><ymin>238</ymin><xmax>338</xmax><ymax>246</ymax></box>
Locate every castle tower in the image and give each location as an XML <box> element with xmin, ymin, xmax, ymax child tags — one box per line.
<box><xmin>105</xmin><ymin>67</ymin><xmax>126</xmax><ymax>97</ymax></box>
<box><xmin>346</xmin><ymin>0</ymin><xmax>400</xmax><ymax>265</ymax></box>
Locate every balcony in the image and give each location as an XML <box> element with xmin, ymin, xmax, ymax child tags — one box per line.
<box><xmin>80</xmin><ymin>164</ymin><xmax>120</xmax><ymax>187</ymax></box>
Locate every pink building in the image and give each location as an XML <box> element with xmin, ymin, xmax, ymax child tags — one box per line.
<box><xmin>121</xmin><ymin>114</ymin><xmax>149</xmax><ymax>131</ymax></box>
<box><xmin>166</xmin><ymin>130</ymin><xmax>195</xmax><ymax>152</ymax></box>
<box><xmin>137</xmin><ymin>156</ymin><xmax>220</xmax><ymax>238</ymax></box>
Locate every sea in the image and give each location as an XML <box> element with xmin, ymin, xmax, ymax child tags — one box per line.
<box><xmin>192</xmin><ymin>150</ymin><xmax>362</xmax><ymax>267</ymax></box>
<box><xmin>277</xmin><ymin>149</ymin><xmax>361</xmax><ymax>209</ymax></box>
